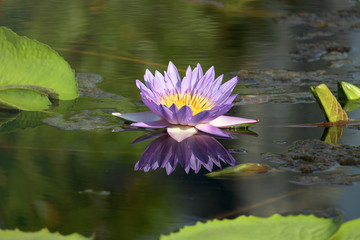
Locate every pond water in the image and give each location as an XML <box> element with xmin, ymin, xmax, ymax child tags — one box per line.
<box><xmin>1</xmin><ymin>0</ymin><xmax>360</xmax><ymax>239</ymax></box>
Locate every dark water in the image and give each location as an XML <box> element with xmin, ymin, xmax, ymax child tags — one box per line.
<box><xmin>0</xmin><ymin>0</ymin><xmax>360</xmax><ymax>239</ymax></box>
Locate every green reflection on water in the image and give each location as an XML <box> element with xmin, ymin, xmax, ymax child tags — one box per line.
<box><xmin>0</xmin><ymin>123</ymin><xmax>176</xmax><ymax>239</ymax></box>
<box><xmin>0</xmin><ymin>0</ymin><xmax>274</xmax><ymax>99</ymax></box>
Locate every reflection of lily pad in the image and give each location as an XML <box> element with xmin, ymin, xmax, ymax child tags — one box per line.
<box><xmin>0</xmin><ymin>228</ymin><xmax>93</xmax><ymax>240</ymax></box>
<box><xmin>0</xmin><ymin>27</ymin><xmax>78</xmax><ymax>110</ymax></box>
<box><xmin>341</xmin><ymin>100</ymin><xmax>360</xmax><ymax>113</ymax></box>
<box><xmin>0</xmin><ymin>111</ymin><xmax>48</xmax><ymax>132</ymax></box>
<box><xmin>321</xmin><ymin>126</ymin><xmax>343</xmax><ymax>145</ymax></box>
<box><xmin>161</xmin><ymin>214</ymin><xmax>341</xmax><ymax>240</ymax></box>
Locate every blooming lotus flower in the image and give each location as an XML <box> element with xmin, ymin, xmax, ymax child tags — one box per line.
<box><xmin>113</xmin><ymin>61</ymin><xmax>258</xmax><ymax>142</ymax></box>
<box><xmin>135</xmin><ymin>133</ymin><xmax>235</xmax><ymax>175</ymax></box>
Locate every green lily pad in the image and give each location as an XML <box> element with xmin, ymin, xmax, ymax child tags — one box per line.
<box><xmin>310</xmin><ymin>84</ymin><xmax>348</xmax><ymax>122</ymax></box>
<box><xmin>160</xmin><ymin>214</ymin><xmax>341</xmax><ymax>240</ymax></box>
<box><xmin>337</xmin><ymin>81</ymin><xmax>360</xmax><ymax>101</ymax></box>
<box><xmin>206</xmin><ymin>163</ymin><xmax>272</xmax><ymax>178</ymax></box>
<box><xmin>0</xmin><ymin>228</ymin><xmax>93</xmax><ymax>240</ymax></box>
<box><xmin>330</xmin><ymin>218</ymin><xmax>360</xmax><ymax>240</ymax></box>
<box><xmin>0</xmin><ymin>88</ymin><xmax>51</xmax><ymax>111</ymax></box>
<box><xmin>0</xmin><ymin>26</ymin><xmax>78</xmax><ymax>110</ymax></box>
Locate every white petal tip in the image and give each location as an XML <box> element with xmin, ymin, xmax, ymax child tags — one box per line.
<box><xmin>167</xmin><ymin>126</ymin><xmax>197</xmax><ymax>142</ymax></box>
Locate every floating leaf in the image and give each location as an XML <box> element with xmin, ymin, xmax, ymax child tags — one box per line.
<box><xmin>160</xmin><ymin>214</ymin><xmax>341</xmax><ymax>240</ymax></box>
<box><xmin>0</xmin><ymin>88</ymin><xmax>51</xmax><ymax>111</ymax></box>
<box><xmin>206</xmin><ymin>163</ymin><xmax>272</xmax><ymax>178</ymax></box>
<box><xmin>310</xmin><ymin>84</ymin><xmax>348</xmax><ymax>122</ymax></box>
<box><xmin>0</xmin><ymin>228</ymin><xmax>93</xmax><ymax>240</ymax></box>
<box><xmin>0</xmin><ymin>26</ymin><xmax>78</xmax><ymax>110</ymax></box>
<box><xmin>330</xmin><ymin>218</ymin><xmax>360</xmax><ymax>240</ymax></box>
<box><xmin>337</xmin><ymin>81</ymin><xmax>360</xmax><ymax>101</ymax></box>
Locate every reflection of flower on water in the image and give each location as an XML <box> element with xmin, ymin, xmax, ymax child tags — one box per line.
<box><xmin>134</xmin><ymin>133</ymin><xmax>235</xmax><ymax>175</ymax></box>
<box><xmin>113</xmin><ymin>61</ymin><xmax>258</xmax><ymax>142</ymax></box>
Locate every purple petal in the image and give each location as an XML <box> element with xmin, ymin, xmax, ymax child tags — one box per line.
<box><xmin>141</xmin><ymin>96</ymin><xmax>165</xmax><ymax>118</ymax></box>
<box><xmin>112</xmin><ymin>111</ymin><xmax>161</xmax><ymax>122</ymax></box>
<box><xmin>193</xmin><ymin>66</ymin><xmax>215</xmax><ymax>95</ymax></box>
<box><xmin>164</xmin><ymin>72</ymin><xmax>178</xmax><ymax>93</ymax></box>
<box><xmin>131</xmin><ymin>120</ymin><xmax>170</xmax><ymax>129</ymax></box>
<box><xmin>213</xmin><ymin>74</ymin><xmax>223</xmax><ymax>92</ymax></box>
<box><xmin>214</xmin><ymin>87</ymin><xmax>237</xmax><ymax>107</ymax></box>
<box><xmin>159</xmin><ymin>104</ymin><xmax>177</xmax><ymax>124</ymax></box>
<box><xmin>206</xmin><ymin>104</ymin><xmax>234</xmax><ymax>121</ymax></box>
<box><xmin>136</xmin><ymin>80</ymin><xmax>155</xmax><ymax>99</ymax></box>
<box><xmin>209</xmin><ymin>115</ymin><xmax>259</xmax><ymax>127</ymax></box>
<box><xmin>148</xmin><ymin>70</ymin><xmax>166</xmax><ymax>97</ymax></box>
<box><xmin>166</xmin><ymin>61</ymin><xmax>181</xmax><ymax>90</ymax></box>
<box><xmin>212</xmin><ymin>76</ymin><xmax>238</xmax><ymax>103</ymax></box>
<box><xmin>188</xmin><ymin>110</ymin><xmax>211</xmax><ymax>126</ymax></box>
<box><xmin>144</xmin><ymin>69</ymin><xmax>154</xmax><ymax>89</ymax></box>
<box><xmin>220</xmin><ymin>76</ymin><xmax>238</xmax><ymax>93</ymax></box>
<box><xmin>167</xmin><ymin>126</ymin><xmax>198</xmax><ymax>142</ymax></box>
<box><xmin>169</xmin><ymin>104</ymin><xmax>179</xmax><ymax>123</ymax></box>
<box><xmin>196</xmin><ymin>63</ymin><xmax>203</xmax><ymax>79</ymax></box>
<box><xmin>176</xmin><ymin>105</ymin><xmax>193</xmax><ymax>125</ymax></box>
<box><xmin>195</xmin><ymin>123</ymin><xmax>230</xmax><ymax>138</ymax></box>
<box><xmin>189</xmin><ymin>64</ymin><xmax>201</xmax><ymax>90</ymax></box>
<box><xmin>223</xmin><ymin>94</ymin><xmax>237</xmax><ymax>105</ymax></box>
<box><xmin>180</xmin><ymin>66</ymin><xmax>193</xmax><ymax>95</ymax></box>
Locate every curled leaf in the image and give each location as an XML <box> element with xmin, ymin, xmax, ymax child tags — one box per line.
<box><xmin>310</xmin><ymin>84</ymin><xmax>348</xmax><ymax>122</ymax></box>
<box><xmin>337</xmin><ymin>81</ymin><xmax>360</xmax><ymax>101</ymax></box>
<box><xmin>0</xmin><ymin>88</ymin><xmax>51</xmax><ymax>111</ymax></box>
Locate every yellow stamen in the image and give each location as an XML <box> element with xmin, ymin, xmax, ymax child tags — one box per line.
<box><xmin>159</xmin><ymin>91</ymin><xmax>214</xmax><ymax>115</ymax></box>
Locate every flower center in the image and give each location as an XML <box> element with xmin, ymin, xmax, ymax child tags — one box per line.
<box><xmin>159</xmin><ymin>91</ymin><xmax>214</xmax><ymax>115</ymax></box>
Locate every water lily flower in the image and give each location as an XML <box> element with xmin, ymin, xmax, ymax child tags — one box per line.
<box><xmin>135</xmin><ymin>133</ymin><xmax>236</xmax><ymax>175</ymax></box>
<box><xmin>113</xmin><ymin>61</ymin><xmax>258</xmax><ymax>142</ymax></box>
